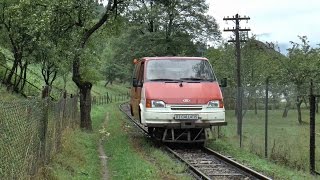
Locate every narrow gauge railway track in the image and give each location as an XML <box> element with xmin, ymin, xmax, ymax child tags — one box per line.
<box><xmin>119</xmin><ymin>103</ymin><xmax>271</xmax><ymax>180</ymax></box>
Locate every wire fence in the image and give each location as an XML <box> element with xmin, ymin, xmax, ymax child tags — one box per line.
<box><xmin>217</xmin><ymin>82</ymin><xmax>320</xmax><ymax>171</ymax></box>
<box><xmin>92</xmin><ymin>91</ymin><xmax>130</xmax><ymax>105</ymax></box>
<box><xmin>0</xmin><ymin>96</ymin><xmax>79</xmax><ymax>179</ymax></box>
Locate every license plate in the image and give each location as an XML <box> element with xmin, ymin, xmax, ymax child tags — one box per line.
<box><xmin>174</xmin><ymin>114</ymin><xmax>199</xmax><ymax>120</ymax></box>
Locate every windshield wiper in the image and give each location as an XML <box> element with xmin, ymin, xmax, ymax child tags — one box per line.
<box><xmin>180</xmin><ymin>78</ymin><xmax>214</xmax><ymax>82</ymax></box>
<box><xmin>149</xmin><ymin>78</ymin><xmax>181</xmax><ymax>82</ymax></box>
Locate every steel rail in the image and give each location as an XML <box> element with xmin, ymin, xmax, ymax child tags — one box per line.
<box><xmin>165</xmin><ymin>146</ymin><xmax>211</xmax><ymax>180</ymax></box>
<box><xmin>202</xmin><ymin>147</ymin><xmax>272</xmax><ymax>180</ymax></box>
<box><xmin>119</xmin><ymin>103</ymin><xmax>207</xmax><ymax>179</ymax></box>
<box><xmin>119</xmin><ymin>103</ymin><xmax>150</xmax><ymax>136</ymax></box>
<box><xmin>119</xmin><ymin>103</ymin><xmax>271</xmax><ymax>180</ymax></box>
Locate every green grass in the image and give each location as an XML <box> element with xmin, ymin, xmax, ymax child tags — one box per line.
<box><xmin>40</xmin><ymin>105</ymin><xmax>108</xmax><ymax>180</ymax></box>
<box><xmin>0</xmin><ymin>85</ymin><xmax>25</xmax><ymax>101</ymax></box>
<box><xmin>92</xmin><ymin>81</ymin><xmax>130</xmax><ymax>96</ymax></box>
<box><xmin>102</xmin><ymin>103</ymin><xmax>192</xmax><ymax>180</ymax></box>
<box><xmin>207</xmin><ymin>139</ymin><xmax>313</xmax><ymax>180</ymax></box>
<box><xmin>42</xmin><ymin>101</ymin><xmax>192</xmax><ymax>180</ymax></box>
<box><xmin>207</xmin><ymin>109</ymin><xmax>318</xmax><ymax>179</ymax></box>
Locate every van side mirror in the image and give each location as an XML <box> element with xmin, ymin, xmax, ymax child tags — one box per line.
<box><xmin>219</xmin><ymin>78</ymin><xmax>227</xmax><ymax>87</ymax></box>
<box><xmin>133</xmin><ymin>78</ymin><xmax>143</xmax><ymax>87</ymax></box>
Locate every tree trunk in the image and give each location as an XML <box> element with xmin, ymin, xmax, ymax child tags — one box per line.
<box><xmin>20</xmin><ymin>62</ymin><xmax>28</xmax><ymax>92</ymax></box>
<box><xmin>282</xmin><ymin>92</ymin><xmax>290</xmax><ymax>118</ymax></box>
<box><xmin>165</xmin><ymin>9</ymin><xmax>174</xmax><ymax>55</ymax></box>
<box><xmin>72</xmin><ymin>0</ymin><xmax>117</xmax><ymax>131</ymax></box>
<box><xmin>104</xmin><ymin>80</ymin><xmax>110</xmax><ymax>87</ymax></box>
<box><xmin>6</xmin><ymin>61</ymin><xmax>17</xmax><ymax>85</ymax></box>
<box><xmin>254</xmin><ymin>99</ymin><xmax>257</xmax><ymax>115</ymax></box>
<box><xmin>296</xmin><ymin>96</ymin><xmax>303</xmax><ymax>124</ymax></box>
<box><xmin>6</xmin><ymin>52</ymin><xmax>21</xmax><ymax>86</ymax></box>
<box><xmin>303</xmin><ymin>96</ymin><xmax>308</xmax><ymax>108</ymax></box>
<box><xmin>282</xmin><ymin>107</ymin><xmax>289</xmax><ymax>118</ymax></box>
<box><xmin>79</xmin><ymin>82</ymin><xmax>92</xmax><ymax>130</ymax></box>
<box><xmin>73</xmin><ymin>52</ymin><xmax>93</xmax><ymax>131</ymax></box>
<box><xmin>42</xmin><ymin>86</ymin><xmax>51</xmax><ymax>98</ymax></box>
<box><xmin>316</xmin><ymin>97</ymin><xmax>319</xmax><ymax>114</ymax></box>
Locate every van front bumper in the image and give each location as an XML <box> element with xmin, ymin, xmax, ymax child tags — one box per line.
<box><xmin>140</xmin><ymin>105</ymin><xmax>226</xmax><ymax>128</ymax></box>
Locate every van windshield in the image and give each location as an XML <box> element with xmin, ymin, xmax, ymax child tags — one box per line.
<box><xmin>146</xmin><ymin>59</ymin><xmax>216</xmax><ymax>82</ymax></box>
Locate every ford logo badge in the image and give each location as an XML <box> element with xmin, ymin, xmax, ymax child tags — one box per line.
<box><xmin>182</xmin><ymin>99</ymin><xmax>191</xmax><ymax>103</ymax></box>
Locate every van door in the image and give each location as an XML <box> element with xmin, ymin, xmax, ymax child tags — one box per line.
<box><xmin>133</xmin><ymin>62</ymin><xmax>144</xmax><ymax>120</ymax></box>
<box><xmin>131</xmin><ymin>62</ymin><xmax>140</xmax><ymax>115</ymax></box>
<box><xmin>130</xmin><ymin>63</ymin><xmax>139</xmax><ymax>116</ymax></box>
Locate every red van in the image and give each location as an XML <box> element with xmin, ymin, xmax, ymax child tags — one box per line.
<box><xmin>130</xmin><ymin>57</ymin><xmax>227</xmax><ymax>143</ymax></box>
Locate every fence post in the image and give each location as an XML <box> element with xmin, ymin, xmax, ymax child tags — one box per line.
<box><xmin>40</xmin><ymin>98</ymin><xmax>49</xmax><ymax>165</ymax></box>
<box><xmin>107</xmin><ymin>92</ymin><xmax>109</xmax><ymax>104</ymax></box>
<box><xmin>310</xmin><ymin>79</ymin><xmax>316</xmax><ymax>175</ymax></box>
<box><xmin>265</xmin><ymin>77</ymin><xmax>270</xmax><ymax>158</ymax></box>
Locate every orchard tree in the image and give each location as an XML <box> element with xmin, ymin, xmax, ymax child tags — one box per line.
<box><xmin>122</xmin><ymin>0</ymin><xmax>221</xmax><ymax>55</ymax></box>
<box><xmin>279</xmin><ymin>36</ymin><xmax>319</xmax><ymax>124</ymax></box>
<box><xmin>41</xmin><ymin>0</ymin><xmax>124</xmax><ymax>130</ymax></box>
<box><xmin>0</xmin><ymin>0</ymin><xmax>48</xmax><ymax>92</ymax></box>
<box><xmin>69</xmin><ymin>0</ymin><xmax>120</xmax><ymax>130</ymax></box>
<box><xmin>241</xmin><ymin>39</ymin><xmax>282</xmax><ymax>114</ymax></box>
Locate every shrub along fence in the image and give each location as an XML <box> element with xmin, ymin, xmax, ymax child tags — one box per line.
<box><xmin>0</xmin><ymin>96</ymin><xmax>79</xmax><ymax>179</ymax></box>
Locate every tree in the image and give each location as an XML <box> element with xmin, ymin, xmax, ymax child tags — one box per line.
<box><xmin>241</xmin><ymin>38</ymin><xmax>281</xmax><ymax>115</ymax></box>
<box><xmin>122</xmin><ymin>0</ymin><xmax>220</xmax><ymax>55</ymax></box>
<box><xmin>279</xmin><ymin>36</ymin><xmax>319</xmax><ymax>124</ymax></box>
<box><xmin>0</xmin><ymin>0</ymin><xmax>47</xmax><ymax>93</ymax></box>
<box><xmin>70</xmin><ymin>0</ymin><xmax>119</xmax><ymax>130</ymax></box>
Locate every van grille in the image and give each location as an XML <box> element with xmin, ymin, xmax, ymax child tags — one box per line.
<box><xmin>170</xmin><ymin>106</ymin><xmax>203</xmax><ymax>111</ymax></box>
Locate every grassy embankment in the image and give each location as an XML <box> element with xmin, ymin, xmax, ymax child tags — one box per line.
<box><xmin>208</xmin><ymin>109</ymin><xmax>317</xmax><ymax>179</ymax></box>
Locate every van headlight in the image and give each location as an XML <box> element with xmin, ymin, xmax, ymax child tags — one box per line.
<box><xmin>146</xmin><ymin>100</ymin><xmax>166</xmax><ymax>108</ymax></box>
<box><xmin>207</xmin><ymin>100</ymin><xmax>223</xmax><ymax>108</ymax></box>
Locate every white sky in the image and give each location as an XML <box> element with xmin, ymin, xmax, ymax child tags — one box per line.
<box><xmin>207</xmin><ymin>0</ymin><xmax>320</xmax><ymax>51</ymax></box>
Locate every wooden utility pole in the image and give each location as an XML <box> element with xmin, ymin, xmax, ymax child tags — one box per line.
<box><xmin>223</xmin><ymin>14</ymin><xmax>250</xmax><ymax>148</ymax></box>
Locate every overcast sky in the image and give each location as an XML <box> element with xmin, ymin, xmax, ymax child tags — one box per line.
<box><xmin>208</xmin><ymin>0</ymin><xmax>320</xmax><ymax>52</ymax></box>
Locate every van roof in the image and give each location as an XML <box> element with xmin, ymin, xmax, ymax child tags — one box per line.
<box><xmin>141</xmin><ymin>57</ymin><xmax>208</xmax><ymax>61</ymax></box>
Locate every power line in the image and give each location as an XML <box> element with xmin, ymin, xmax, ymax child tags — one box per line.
<box><xmin>223</xmin><ymin>14</ymin><xmax>251</xmax><ymax>148</ymax></box>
